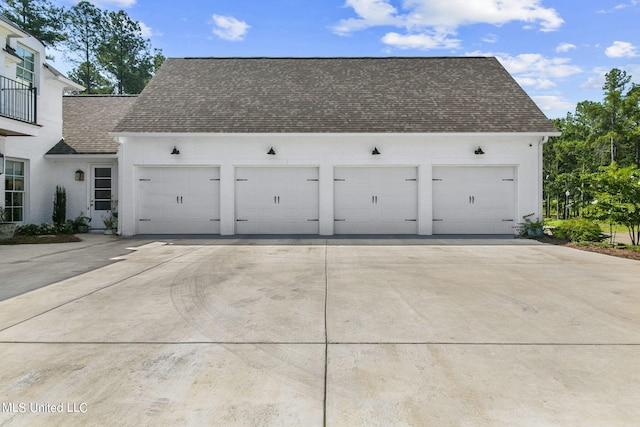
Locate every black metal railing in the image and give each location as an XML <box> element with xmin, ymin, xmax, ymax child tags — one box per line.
<box><xmin>0</xmin><ymin>75</ymin><xmax>37</xmax><ymax>124</ymax></box>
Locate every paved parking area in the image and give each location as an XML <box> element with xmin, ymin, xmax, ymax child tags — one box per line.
<box><xmin>1</xmin><ymin>238</ymin><xmax>639</xmax><ymax>425</ymax></box>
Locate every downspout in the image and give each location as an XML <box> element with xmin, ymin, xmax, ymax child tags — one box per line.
<box><xmin>539</xmin><ymin>136</ymin><xmax>548</xmax><ymax>221</ymax></box>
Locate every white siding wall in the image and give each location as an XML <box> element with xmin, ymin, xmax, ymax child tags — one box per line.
<box><xmin>1</xmin><ymin>33</ymin><xmax>86</xmax><ymax>225</ymax></box>
<box><xmin>116</xmin><ymin>133</ymin><xmax>545</xmax><ymax>236</ymax></box>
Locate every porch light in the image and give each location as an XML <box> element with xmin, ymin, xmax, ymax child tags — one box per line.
<box><xmin>75</xmin><ymin>169</ymin><xmax>85</xmax><ymax>181</ymax></box>
<box><xmin>372</xmin><ymin>147</ymin><xmax>381</xmax><ymax>155</ymax></box>
<box><xmin>171</xmin><ymin>147</ymin><xmax>180</xmax><ymax>155</ymax></box>
<box><xmin>0</xmin><ymin>152</ymin><xmax>4</xmax><ymax>174</ymax></box>
<box><xmin>267</xmin><ymin>147</ymin><xmax>276</xmax><ymax>155</ymax></box>
<box><xmin>474</xmin><ymin>147</ymin><xmax>485</xmax><ymax>155</ymax></box>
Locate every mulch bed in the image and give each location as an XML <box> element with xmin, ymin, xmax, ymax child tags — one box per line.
<box><xmin>531</xmin><ymin>236</ymin><xmax>640</xmax><ymax>261</ymax></box>
<box><xmin>0</xmin><ymin>235</ymin><xmax>82</xmax><ymax>245</ymax></box>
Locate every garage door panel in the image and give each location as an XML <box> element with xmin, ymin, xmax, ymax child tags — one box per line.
<box><xmin>433</xmin><ymin>166</ymin><xmax>515</xmax><ymax>234</ymax></box>
<box><xmin>235</xmin><ymin>167</ymin><xmax>319</xmax><ymax>234</ymax></box>
<box><xmin>334</xmin><ymin>167</ymin><xmax>418</xmax><ymax>234</ymax></box>
<box><xmin>137</xmin><ymin>167</ymin><xmax>220</xmax><ymax>234</ymax></box>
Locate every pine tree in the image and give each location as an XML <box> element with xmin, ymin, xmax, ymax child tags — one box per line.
<box><xmin>0</xmin><ymin>0</ymin><xmax>65</xmax><ymax>46</ymax></box>
<box><xmin>63</xmin><ymin>1</ymin><xmax>106</xmax><ymax>94</ymax></box>
<box><xmin>97</xmin><ymin>10</ymin><xmax>164</xmax><ymax>94</ymax></box>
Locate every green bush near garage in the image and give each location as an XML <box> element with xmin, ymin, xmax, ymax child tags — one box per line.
<box><xmin>553</xmin><ymin>218</ymin><xmax>607</xmax><ymax>243</ymax></box>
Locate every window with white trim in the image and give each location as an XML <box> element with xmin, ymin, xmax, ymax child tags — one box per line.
<box><xmin>16</xmin><ymin>45</ymin><xmax>36</xmax><ymax>86</ymax></box>
<box><xmin>4</xmin><ymin>159</ymin><xmax>25</xmax><ymax>222</ymax></box>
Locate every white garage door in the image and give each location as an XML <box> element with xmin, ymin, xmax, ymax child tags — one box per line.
<box><xmin>235</xmin><ymin>167</ymin><xmax>319</xmax><ymax>234</ymax></box>
<box><xmin>137</xmin><ymin>167</ymin><xmax>220</xmax><ymax>234</ymax></box>
<box><xmin>432</xmin><ymin>166</ymin><xmax>516</xmax><ymax>234</ymax></box>
<box><xmin>334</xmin><ymin>167</ymin><xmax>418</xmax><ymax>234</ymax></box>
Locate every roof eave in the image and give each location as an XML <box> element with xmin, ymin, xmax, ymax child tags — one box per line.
<box><xmin>44</xmin><ymin>153</ymin><xmax>117</xmax><ymax>159</ymax></box>
<box><xmin>110</xmin><ymin>131</ymin><xmax>561</xmax><ymax>138</ymax></box>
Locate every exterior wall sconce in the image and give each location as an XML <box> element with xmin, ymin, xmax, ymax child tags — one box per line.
<box><xmin>267</xmin><ymin>147</ymin><xmax>276</xmax><ymax>155</ymax></box>
<box><xmin>474</xmin><ymin>147</ymin><xmax>485</xmax><ymax>155</ymax></box>
<box><xmin>171</xmin><ymin>147</ymin><xmax>180</xmax><ymax>155</ymax></box>
<box><xmin>0</xmin><ymin>152</ymin><xmax>4</xmax><ymax>174</ymax></box>
<box><xmin>372</xmin><ymin>147</ymin><xmax>381</xmax><ymax>155</ymax></box>
<box><xmin>75</xmin><ymin>169</ymin><xmax>85</xmax><ymax>181</ymax></box>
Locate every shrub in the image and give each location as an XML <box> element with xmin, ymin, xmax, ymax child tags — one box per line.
<box><xmin>16</xmin><ymin>223</ymin><xmax>74</xmax><ymax>236</ymax></box>
<box><xmin>69</xmin><ymin>214</ymin><xmax>91</xmax><ymax>233</ymax></box>
<box><xmin>16</xmin><ymin>224</ymin><xmax>41</xmax><ymax>236</ymax></box>
<box><xmin>52</xmin><ymin>186</ymin><xmax>66</xmax><ymax>226</ymax></box>
<box><xmin>553</xmin><ymin>218</ymin><xmax>607</xmax><ymax>242</ymax></box>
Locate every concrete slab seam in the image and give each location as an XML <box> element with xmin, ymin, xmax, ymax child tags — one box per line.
<box><xmin>1</xmin><ymin>341</ymin><xmax>638</xmax><ymax>346</ymax></box>
<box><xmin>323</xmin><ymin>240</ymin><xmax>329</xmax><ymax>427</ymax></box>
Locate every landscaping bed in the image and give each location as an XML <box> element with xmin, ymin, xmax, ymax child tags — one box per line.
<box><xmin>0</xmin><ymin>234</ymin><xmax>82</xmax><ymax>245</ymax></box>
<box><xmin>531</xmin><ymin>236</ymin><xmax>640</xmax><ymax>261</ymax></box>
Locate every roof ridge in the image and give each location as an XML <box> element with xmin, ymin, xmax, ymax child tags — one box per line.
<box><xmin>63</xmin><ymin>94</ymin><xmax>139</xmax><ymax>98</ymax></box>
<box><xmin>179</xmin><ymin>56</ymin><xmax>492</xmax><ymax>60</ymax></box>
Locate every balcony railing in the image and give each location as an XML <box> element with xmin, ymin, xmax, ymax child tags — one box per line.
<box><xmin>0</xmin><ymin>75</ymin><xmax>37</xmax><ymax>124</ymax></box>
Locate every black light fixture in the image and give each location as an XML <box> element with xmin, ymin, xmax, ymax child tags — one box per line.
<box><xmin>171</xmin><ymin>147</ymin><xmax>180</xmax><ymax>155</ymax></box>
<box><xmin>75</xmin><ymin>169</ymin><xmax>85</xmax><ymax>181</ymax></box>
<box><xmin>372</xmin><ymin>147</ymin><xmax>381</xmax><ymax>155</ymax></box>
<box><xmin>0</xmin><ymin>152</ymin><xmax>4</xmax><ymax>174</ymax></box>
<box><xmin>474</xmin><ymin>147</ymin><xmax>485</xmax><ymax>155</ymax></box>
<box><xmin>267</xmin><ymin>147</ymin><xmax>276</xmax><ymax>155</ymax></box>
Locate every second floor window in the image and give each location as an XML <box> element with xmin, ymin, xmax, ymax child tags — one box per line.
<box><xmin>16</xmin><ymin>45</ymin><xmax>35</xmax><ymax>86</ymax></box>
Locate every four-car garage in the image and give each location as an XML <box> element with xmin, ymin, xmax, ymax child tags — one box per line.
<box><xmin>133</xmin><ymin>165</ymin><xmax>518</xmax><ymax>235</ymax></box>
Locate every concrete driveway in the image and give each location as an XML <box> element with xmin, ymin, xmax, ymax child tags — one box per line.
<box><xmin>1</xmin><ymin>236</ymin><xmax>639</xmax><ymax>426</ymax></box>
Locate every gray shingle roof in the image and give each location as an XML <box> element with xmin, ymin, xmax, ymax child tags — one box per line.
<box><xmin>113</xmin><ymin>57</ymin><xmax>557</xmax><ymax>134</ymax></box>
<box><xmin>49</xmin><ymin>95</ymin><xmax>137</xmax><ymax>155</ymax></box>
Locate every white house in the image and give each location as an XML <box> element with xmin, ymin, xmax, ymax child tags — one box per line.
<box><xmin>0</xmin><ymin>15</ymin><xmax>84</xmax><ymax>225</ymax></box>
<box><xmin>109</xmin><ymin>57</ymin><xmax>559</xmax><ymax>236</ymax></box>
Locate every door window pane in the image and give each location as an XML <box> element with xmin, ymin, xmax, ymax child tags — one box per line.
<box><xmin>13</xmin><ymin>177</ymin><xmax>24</xmax><ymax>191</ymax></box>
<box><xmin>95</xmin><ymin>168</ymin><xmax>112</xmax><ymax>178</ymax></box>
<box><xmin>95</xmin><ymin>201</ymin><xmax>111</xmax><ymax>210</ymax></box>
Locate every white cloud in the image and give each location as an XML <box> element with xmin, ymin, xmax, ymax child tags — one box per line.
<box><xmin>556</xmin><ymin>43</ymin><xmax>576</xmax><ymax>53</ymax></box>
<box><xmin>211</xmin><ymin>14</ymin><xmax>251</xmax><ymax>41</ymax></box>
<box><xmin>580</xmin><ymin>75</ymin><xmax>604</xmax><ymax>90</ymax></box>
<box><xmin>333</xmin><ymin>0</ymin><xmax>401</xmax><ymax>35</ymax></box>
<box><xmin>597</xmin><ymin>0</ymin><xmax>638</xmax><ymax>13</ymax></box>
<box><xmin>532</xmin><ymin>95</ymin><xmax>574</xmax><ymax>112</ymax></box>
<box><xmin>333</xmin><ymin>0</ymin><xmax>563</xmax><ymax>51</ymax></box>
<box><xmin>139</xmin><ymin>22</ymin><xmax>157</xmax><ymax>38</ymax></box>
<box><xmin>482</xmin><ymin>33</ymin><xmax>498</xmax><ymax>44</ymax></box>
<box><xmin>614</xmin><ymin>0</ymin><xmax>639</xmax><ymax>10</ymax></box>
<box><xmin>579</xmin><ymin>67</ymin><xmax>610</xmax><ymax>90</ymax></box>
<box><xmin>605</xmin><ymin>41</ymin><xmax>639</xmax><ymax>58</ymax></box>
<box><xmin>382</xmin><ymin>32</ymin><xmax>461</xmax><ymax>50</ymax></box>
<box><xmin>402</xmin><ymin>0</ymin><xmax>563</xmax><ymax>31</ymax></box>
<box><xmin>495</xmin><ymin>53</ymin><xmax>582</xmax><ymax>88</ymax></box>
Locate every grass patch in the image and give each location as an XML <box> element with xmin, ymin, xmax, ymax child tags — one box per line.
<box><xmin>0</xmin><ymin>234</ymin><xmax>82</xmax><ymax>245</ymax></box>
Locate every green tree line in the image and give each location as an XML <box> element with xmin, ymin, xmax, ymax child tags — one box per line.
<box><xmin>0</xmin><ymin>0</ymin><xmax>164</xmax><ymax>94</ymax></box>
<box><xmin>545</xmin><ymin>68</ymin><xmax>640</xmax><ymax>244</ymax></box>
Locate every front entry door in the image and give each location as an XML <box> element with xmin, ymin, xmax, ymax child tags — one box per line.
<box><xmin>89</xmin><ymin>165</ymin><xmax>114</xmax><ymax>229</ymax></box>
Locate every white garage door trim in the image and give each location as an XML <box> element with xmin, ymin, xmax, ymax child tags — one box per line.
<box><xmin>235</xmin><ymin>167</ymin><xmax>319</xmax><ymax>234</ymax></box>
<box><xmin>136</xmin><ymin>167</ymin><xmax>221</xmax><ymax>234</ymax></box>
<box><xmin>334</xmin><ymin>167</ymin><xmax>418</xmax><ymax>234</ymax></box>
<box><xmin>432</xmin><ymin>166</ymin><xmax>516</xmax><ymax>234</ymax></box>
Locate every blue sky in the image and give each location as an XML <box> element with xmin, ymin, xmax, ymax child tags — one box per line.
<box><xmin>53</xmin><ymin>0</ymin><xmax>640</xmax><ymax>119</ymax></box>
